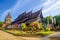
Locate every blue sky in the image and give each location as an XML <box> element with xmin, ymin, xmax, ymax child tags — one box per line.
<box><xmin>0</xmin><ymin>0</ymin><xmax>60</xmax><ymax>21</ymax></box>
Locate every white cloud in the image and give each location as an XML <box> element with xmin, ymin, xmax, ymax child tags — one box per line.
<box><xmin>44</xmin><ymin>0</ymin><xmax>51</xmax><ymax>5</ymax></box>
<box><xmin>1</xmin><ymin>9</ymin><xmax>11</xmax><ymax>21</ymax></box>
<box><xmin>43</xmin><ymin>0</ymin><xmax>60</xmax><ymax>13</ymax></box>
<box><xmin>12</xmin><ymin>0</ymin><xmax>31</xmax><ymax>12</ymax></box>
<box><xmin>33</xmin><ymin>0</ymin><xmax>52</xmax><ymax>12</ymax></box>
<box><xmin>11</xmin><ymin>0</ymin><xmax>21</xmax><ymax>12</ymax></box>
<box><xmin>51</xmin><ymin>4</ymin><xmax>60</xmax><ymax>11</ymax></box>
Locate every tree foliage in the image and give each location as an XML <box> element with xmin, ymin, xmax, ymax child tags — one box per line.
<box><xmin>0</xmin><ymin>22</ymin><xmax>3</xmax><ymax>27</ymax></box>
<box><xmin>54</xmin><ymin>15</ymin><xmax>60</xmax><ymax>26</ymax></box>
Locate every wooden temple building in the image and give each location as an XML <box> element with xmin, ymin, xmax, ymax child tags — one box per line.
<box><xmin>11</xmin><ymin>8</ymin><xmax>44</xmax><ymax>25</ymax></box>
<box><xmin>2</xmin><ymin>8</ymin><xmax>44</xmax><ymax>28</ymax></box>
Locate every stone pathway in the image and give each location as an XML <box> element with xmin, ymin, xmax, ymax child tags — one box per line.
<box><xmin>0</xmin><ymin>30</ymin><xmax>24</xmax><ymax>40</ymax></box>
<box><xmin>0</xmin><ymin>30</ymin><xmax>45</xmax><ymax>40</ymax></box>
<box><xmin>0</xmin><ymin>30</ymin><xmax>60</xmax><ymax>40</ymax></box>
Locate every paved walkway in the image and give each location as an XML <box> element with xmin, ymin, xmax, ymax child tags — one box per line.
<box><xmin>17</xmin><ymin>37</ymin><xmax>50</xmax><ymax>40</ymax></box>
<box><xmin>0</xmin><ymin>30</ymin><xmax>24</xmax><ymax>40</ymax></box>
<box><xmin>1</xmin><ymin>30</ymin><xmax>60</xmax><ymax>40</ymax></box>
<box><xmin>0</xmin><ymin>30</ymin><xmax>50</xmax><ymax>40</ymax></box>
<box><xmin>48</xmin><ymin>32</ymin><xmax>60</xmax><ymax>37</ymax></box>
<box><xmin>18</xmin><ymin>37</ymin><xmax>41</xmax><ymax>40</ymax></box>
<box><xmin>0</xmin><ymin>30</ymin><xmax>44</xmax><ymax>40</ymax></box>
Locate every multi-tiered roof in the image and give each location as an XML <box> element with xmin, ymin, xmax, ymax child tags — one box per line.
<box><xmin>11</xmin><ymin>8</ymin><xmax>43</xmax><ymax>25</ymax></box>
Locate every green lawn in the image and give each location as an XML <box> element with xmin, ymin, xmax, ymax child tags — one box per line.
<box><xmin>3</xmin><ymin>30</ymin><xmax>54</xmax><ymax>37</ymax></box>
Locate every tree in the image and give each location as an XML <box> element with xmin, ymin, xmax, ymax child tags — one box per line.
<box><xmin>43</xmin><ymin>16</ymin><xmax>52</xmax><ymax>24</ymax></box>
<box><xmin>0</xmin><ymin>22</ymin><xmax>3</xmax><ymax>27</ymax></box>
<box><xmin>43</xmin><ymin>17</ymin><xmax>47</xmax><ymax>24</ymax></box>
<box><xmin>54</xmin><ymin>15</ymin><xmax>60</xmax><ymax>26</ymax></box>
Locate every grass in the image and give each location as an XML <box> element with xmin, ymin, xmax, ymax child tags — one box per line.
<box><xmin>4</xmin><ymin>30</ymin><xmax>27</xmax><ymax>35</ymax></box>
<box><xmin>3</xmin><ymin>30</ymin><xmax>54</xmax><ymax>37</ymax></box>
<box><xmin>0</xmin><ymin>27</ymin><xmax>54</xmax><ymax>37</ymax></box>
<box><xmin>36</xmin><ymin>31</ymin><xmax>53</xmax><ymax>36</ymax></box>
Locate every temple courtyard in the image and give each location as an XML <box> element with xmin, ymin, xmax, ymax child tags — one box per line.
<box><xmin>0</xmin><ymin>30</ymin><xmax>46</xmax><ymax>40</ymax></box>
<box><xmin>0</xmin><ymin>30</ymin><xmax>60</xmax><ymax>40</ymax></box>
